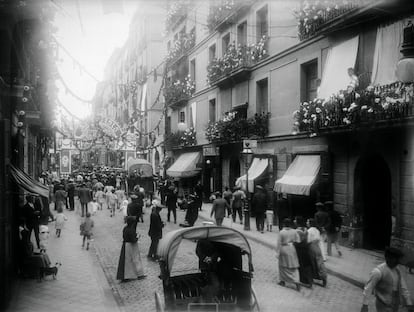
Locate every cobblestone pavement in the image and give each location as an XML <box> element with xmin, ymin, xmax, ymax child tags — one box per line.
<box><xmin>91</xmin><ymin>205</ymin><xmax>373</xmax><ymax>312</ymax></box>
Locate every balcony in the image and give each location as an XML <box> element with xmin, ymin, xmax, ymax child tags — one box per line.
<box><xmin>165</xmin><ymin>127</ymin><xmax>197</xmax><ymax>149</ymax></box>
<box><xmin>293</xmin><ymin>82</ymin><xmax>414</xmax><ymax>135</ymax></box>
<box><xmin>166</xmin><ymin>31</ymin><xmax>196</xmax><ymax>68</ymax></box>
<box><xmin>207</xmin><ymin>37</ymin><xmax>268</xmax><ymax>87</ymax></box>
<box><xmin>295</xmin><ymin>0</ymin><xmax>361</xmax><ymax>41</ymax></box>
<box><xmin>207</xmin><ymin>0</ymin><xmax>253</xmax><ymax>33</ymax></box>
<box><xmin>164</xmin><ymin>76</ymin><xmax>195</xmax><ymax>108</ymax></box>
<box><xmin>205</xmin><ymin>112</ymin><xmax>270</xmax><ymax>144</ymax></box>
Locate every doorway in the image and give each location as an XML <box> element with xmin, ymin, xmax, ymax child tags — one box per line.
<box><xmin>354</xmin><ymin>155</ymin><xmax>391</xmax><ymax>250</ymax></box>
<box><xmin>229</xmin><ymin>156</ymin><xmax>241</xmax><ymax>189</ymax></box>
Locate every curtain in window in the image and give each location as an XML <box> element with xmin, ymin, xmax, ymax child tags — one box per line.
<box><xmin>370</xmin><ymin>20</ymin><xmax>407</xmax><ymax>85</ymax></box>
<box><xmin>318</xmin><ymin>36</ymin><xmax>359</xmax><ymax>100</ymax></box>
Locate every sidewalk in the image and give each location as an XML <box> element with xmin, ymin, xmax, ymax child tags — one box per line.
<box><xmin>199</xmin><ymin>203</ymin><xmax>414</xmax><ymax>290</ymax></box>
<box><xmin>6</xmin><ymin>206</ymin><xmax>121</xmax><ymax>312</ymax></box>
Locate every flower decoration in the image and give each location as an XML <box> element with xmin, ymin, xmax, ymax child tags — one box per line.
<box><xmin>165</xmin><ymin>0</ymin><xmax>189</xmax><ymax>31</ymax></box>
<box><xmin>164</xmin><ymin>76</ymin><xmax>195</xmax><ymax>106</ymax></box>
<box><xmin>165</xmin><ymin>30</ymin><xmax>196</xmax><ymax>66</ymax></box>
<box><xmin>205</xmin><ymin>112</ymin><xmax>270</xmax><ymax>143</ymax></box>
<box><xmin>207</xmin><ymin>36</ymin><xmax>268</xmax><ymax>84</ymax></box>
<box><xmin>293</xmin><ymin>82</ymin><xmax>414</xmax><ymax>133</ymax></box>
<box><xmin>294</xmin><ymin>0</ymin><xmax>360</xmax><ymax>41</ymax></box>
<box><xmin>207</xmin><ymin>0</ymin><xmax>236</xmax><ymax>32</ymax></box>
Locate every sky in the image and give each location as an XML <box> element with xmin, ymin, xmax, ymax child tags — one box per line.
<box><xmin>53</xmin><ymin>0</ymin><xmax>139</xmax><ymax>120</ymax></box>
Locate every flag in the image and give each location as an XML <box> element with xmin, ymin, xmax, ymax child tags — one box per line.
<box><xmin>101</xmin><ymin>0</ymin><xmax>124</xmax><ymax>14</ymax></box>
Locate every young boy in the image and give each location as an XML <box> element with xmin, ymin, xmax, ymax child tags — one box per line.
<box><xmin>80</xmin><ymin>212</ymin><xmax>94</xmax><ymax>250</ymax></box>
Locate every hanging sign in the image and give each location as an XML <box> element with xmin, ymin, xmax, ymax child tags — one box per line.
<box><xmin>98</xmin><ymin>117</ymin><xmax>123</xmax><ymax>138</ymax></box>
<box><xmin>60</xmin><ymin>149</ymin><xmax>71</xmax><ymax>174</ymax></box>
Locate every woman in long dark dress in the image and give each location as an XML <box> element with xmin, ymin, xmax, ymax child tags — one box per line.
<box><xmin>116</xmin><ymin>216</ymin><xmax>146</xmax><ymax>282</ymax></box>
<box><xmin>294</xmin><ymin>216</ymin><xmax>313</xmax><ymax>288</ymax></box>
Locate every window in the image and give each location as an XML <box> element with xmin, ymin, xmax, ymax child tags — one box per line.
<box><xmin>256</xmin><ymin>5</ymin><xmax>268</xmax><ymax>48</ymax></box>
<box><xmin>190</xmin><ymin>58</ymin><xmax>196</xmax><ymax>83</ymax></box>
<box><xmin>301</xmin><ymin>60</ymin><xmax>318</xmax><ymax>101</ymax></box>
<box><xmin>222</xmin><ymin>33</ymin><xmax>230</xmax><ymax>56</ymax></box>
<box><xmin>237</xmin><ymin>21</ymin><xmax>247</xmax><ymax>47</ymax></box>
<box><xmin>209</xmin><ymin>44</ymin><xmax>216</xmax><ymax>62</ymax></box>
<box><xmin>179</xmin><ymin>111</ymin><xmax>185</xmax><ymax>123</ymax></box>
<box><xmin>174</xmin><ymin>33</ymin><xmax>178</xmax><ymax>42</ymax></box>
<box><xmin>209</xmin><ymin>99</ymin><xmax>216</xmax><ymax>123</ymax></box>
<box><xmin>256</xmin><ymin>78</ymin><xmax>268</xmax><ymax>114</ymax></box>
<box><xmin>167</xmin><ymin>40</ymin><xmax>171</xmax><ymax>51</ymax></box>
<box><xmin>179</xmin><ymin>26</ymin><xmax>186</xmax><ymax>39</ymax></box>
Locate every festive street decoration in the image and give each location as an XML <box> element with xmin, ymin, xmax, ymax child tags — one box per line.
<box><xmin>293</xmin><ymin>82</ymin><xmax>414</xmax><ymax>135</ymax></box>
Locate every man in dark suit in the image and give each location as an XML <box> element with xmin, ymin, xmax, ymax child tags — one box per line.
<box><xmin>22</xmin><ymin>195</ymin><xmax>42</xmax><ymax>249</ymax></box>
<box><xmin>78</xmin><ymin>183</ymin><xmax>92</xmax><ymax>217</ymax></box>
<box><xmin>147</xmin><ymin>203</ymin><xmax>164</xmax><ymax>261</ymax></box>
<box><xmin>66</xmin><ymin>179</ymin><xmax>76</xmax><ymax>211</ymax></box>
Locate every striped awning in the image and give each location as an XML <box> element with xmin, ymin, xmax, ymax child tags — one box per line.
<box><xmin>9</xmin><ymin>164</ymin><xmax>49</xmax><ymax>198</ymax></box>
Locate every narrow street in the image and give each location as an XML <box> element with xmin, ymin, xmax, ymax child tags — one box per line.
<box><xmin>90</xmin><ymin>204</ymin><xmax>372</xmax><ymax>312</ymax></box>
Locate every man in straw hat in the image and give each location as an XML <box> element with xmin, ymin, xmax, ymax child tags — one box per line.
<box><xmin>361</xmin><ymin>247</ymin><xmax>413</xmax><ymax>312</ymax></box>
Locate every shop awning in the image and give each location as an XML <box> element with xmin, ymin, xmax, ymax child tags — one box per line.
<box><xmin>235</xmin><ymin>158</ymin><xmax>268</xmax><ymax>192</ymax></box>
<box><xmin>9</xmin><ymin>164</ymin><xmax>49</xmax><ymax>198</ymax></box>
<box><xmin>274</xmin><ymin>155</ymin><xmax>320</xmax><ymax>196</ymax></box>
<box><xmin>166</xmin><ymin>152</ymin><xmax>201</xmax><ymax>178</ymax></box>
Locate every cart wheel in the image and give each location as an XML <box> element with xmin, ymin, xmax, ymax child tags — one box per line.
<box><xmin>251</xmin><ymin>286</ymin><xmax>260</xmax><ymax>312</ymax></box>
<box><xmin>155</xmin><ymin>291</ymin><xmax>164</xmax><ymax>312</ymax></box>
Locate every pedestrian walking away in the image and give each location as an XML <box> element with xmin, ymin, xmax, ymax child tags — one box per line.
<box><xmin>210</xmin><ymin>191</ymin><xmax>229</xmax><ymax>226</ymax></box>
<box><xmin>116</xmin><ymin>216</ymin><xmax>146</xmax><ymax>282</ymax></box>
<box><xmin>251</xmin><ymin>185</ymin><xmax>267</xmax><ymax>233</ymax></box>
<box><xmin>361</xmin><ymin>247</ymin><xmax>413</xmax><ymax>312</ymax></box>
<box><xmin>165</xmin><ymin>185</ymin><xmax>178</xmax><ymax>224</ymax></box>
<box><xmin>306</xmin><ymin>218</ymin><xmax>328</xmax><ymax>287</ymax></box>
<box><xmin>78</xmin><ymin>183</ymin><xmax>92</xmax><ymax>217</ymax></box>
<box><xmin>148</xmin><ymin>202</ymin><xmax>164</xmax><ymax>261</ymax></box>
<box><xmin>232</xmin><ymin>186</ymin><xmax>245</xmax><ymax>224</ymax></box>
<box><xmin>80</xmin><ymin>212</ymin><xmax>94</xmax><ymax>250</ymax></box>
<box><xmin>54</xmin><ymin>206</ymin><xmax>68</xmax><ymax>237</ymax></box>
<box><xmin>294</xmin><ymin>216</ymin><xmax>313</xmax><ymax>288</ymax></box>
<box><xmin>314</xmin><ymin>202</ymin><xmax>329</xmax><ymax>261</ymax></box>
<box><xmin>222</xmin><ymin>186</ymin><xmax>233</xmax><ymax>217</ymax></box>
<box><xmin>325</xmin><ymin>200</ymin><xmax>343</xmax><ymax>257</ymax></box>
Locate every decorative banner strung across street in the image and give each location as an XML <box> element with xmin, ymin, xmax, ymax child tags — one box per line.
<box><xmin>98</xmin><ymin>117</ymin><xmax>123</xmax><ymax>138</ymax></box>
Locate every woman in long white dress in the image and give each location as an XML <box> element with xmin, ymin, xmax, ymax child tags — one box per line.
<box><xmin>278</xmin><ymin>218</ymin><xmax>301</xmax><ymax>291</ymax></box>
<box><xmin>306</xmin><ymin>218</ymin><xmax>327</xmax><ymax>287</ymax></box>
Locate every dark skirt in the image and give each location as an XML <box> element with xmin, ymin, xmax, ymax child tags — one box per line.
<box><xmin>295</xmin><ymin>241</ymin><xmax>313</xmax><ymax>285</ymax></box>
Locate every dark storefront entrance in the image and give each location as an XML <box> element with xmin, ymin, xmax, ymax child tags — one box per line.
<box><xmin>355</xmin><ymin>155</ymin><xmax>391</xmax><ymax>250</ymax></box>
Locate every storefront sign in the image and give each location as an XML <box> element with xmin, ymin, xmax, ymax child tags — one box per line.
<box><xmin>203</xmin><ymin>145</ymin><xmax>219</xmax><ymax>156</ymax></box>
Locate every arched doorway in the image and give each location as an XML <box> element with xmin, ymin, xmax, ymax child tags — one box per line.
<box><xmin>354</xmin><ymin>155</ymin><xmax>391</xmax><ymax>250</ymax></box>
<box><xmin>229</xmin><ymin>155</ymin><xmax>241</xmax><ymax>189</ymax></box>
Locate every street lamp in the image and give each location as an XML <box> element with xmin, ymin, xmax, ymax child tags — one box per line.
<box><xmin>242</xmin><ymin>142</ymin><xmax>253</xmax><ymax>231</ymax></box>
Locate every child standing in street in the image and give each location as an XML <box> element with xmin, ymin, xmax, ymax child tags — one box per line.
<box><xmin>107</xmin><ymin>189</ymin><xmax>117</xmax><ymax>217</ymax></box>
<box><xmin>80</xmin><ymin>212</ymin><xmax>94</xmax><ymax>250</ymax></box>
<box><xmin>54</xmin><ymin>206</ymin><xmax>68</xmax><ymax>237</ymax></box>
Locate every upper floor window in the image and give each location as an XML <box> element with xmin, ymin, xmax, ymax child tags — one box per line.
<box><xmin>209</xmin><ymin>44</ymin><xmax>216</xmax><ymax>62</ymax></box>
<box><xmin>222</xmin><ymin>33</ymin><xmax>230</xmax><ymax>56</ymax></box>
<box><xmin>167</xmin><ymin>40</ymin><xmax>171</xmax><ymax>51</ymax></box>
<box><xmin>237</xmin><ymin>21</ymin><xmax>247</xmax><ymax>47</ymax></box>
<box><xmin>256</xmin><ymin>78</ymin><xmax>268</xmax><ymax>114</ymax></box>
<box><xmin>190</xmin><ymin>58</ymin><xmax>196</xmax><ymax>84</ymax></box>
<box><xmin>256</xmin><ymin>5</ymin><xmax>268</xmax><ymax>43</ymax></box>
<box><xmin>209</xmin><ymin>98</ymin><xmax>216</xmax><ymax>123</ymax></box>
<box><xmin>166</xmin><ymin>116</ymin><xmax>171</xmax><ymax>135</ymax></box>
<box><xmin>179</xmin><ymin>111</ymin><xmax>185</xmax><ymax>123</ymax></box>
<box><xmin>301</xmin><ymin>60</ymin><xmax>318</xmax><ymax>102</ymax></box>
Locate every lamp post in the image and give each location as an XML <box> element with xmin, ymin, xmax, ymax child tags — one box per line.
<box><xmin>242</xmin><ymin>142</ymin><xmax>253</xmax><ymax>231</ymax></box>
